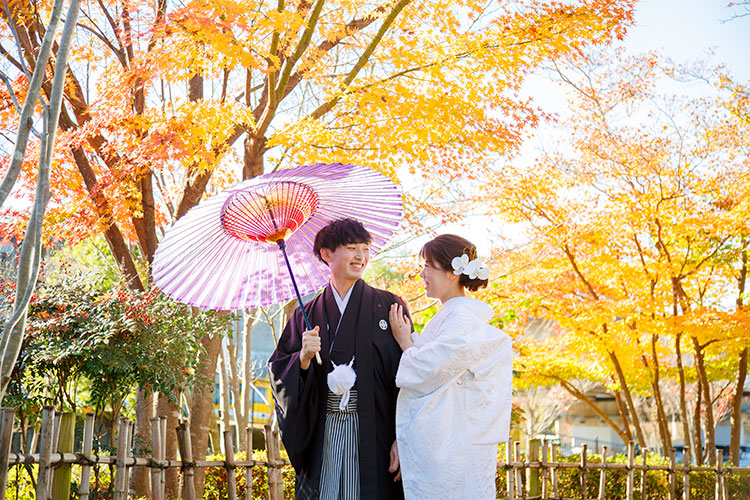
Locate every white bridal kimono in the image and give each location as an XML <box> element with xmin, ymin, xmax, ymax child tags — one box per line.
<box><xmin>395</xmin><ymin>297</ymin><xmax>512</xmax><ymax>500</ymax></box>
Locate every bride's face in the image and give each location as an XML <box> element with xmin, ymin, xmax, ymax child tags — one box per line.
<box><xmin>419</xmin><ymin>259</ymin><xmax>458</xmax><ymax>302</ymax></box>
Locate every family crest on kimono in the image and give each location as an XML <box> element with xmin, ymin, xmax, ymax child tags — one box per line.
<box><xmin>389</xmin><ymin>234</ymin><xmax>513</xmax><ymax>500</ymax></box>
<box><xmin>269</xmin><ymin>218</ymin><xmax>409</xmax><ymax>500</ymax></box>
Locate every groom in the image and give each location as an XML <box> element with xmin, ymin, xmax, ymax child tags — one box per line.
<box><xmin>269</xmin><ymin>218</ymin><xmax>408</xmax><ymax>500</ymax></box>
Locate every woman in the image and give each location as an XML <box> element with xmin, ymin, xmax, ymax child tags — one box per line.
<box><xmin>389</xmin><ymin>234</ymin><xmax>512</xmax><ymax>500</ymax></box>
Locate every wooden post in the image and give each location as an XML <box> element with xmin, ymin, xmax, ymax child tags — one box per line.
<box><xmin>47</xmin><ymin>412</ymin><xmax>62</xmax><ymax>500</ymax></box>
<box><xmin>715</xmin><ymin>450</ymin><xmax>724</xmax><ymax>500</ymax></box>
<box><xmin>668</xmin><ymin>448</ymin><xmax>676</xmax><ymax>500</ymax></box>
<box><xmin>78</xmin><ymin>413</ymin><xmax>95</xmax><ymax>500</ymax></box>
<box><xmin>505</xmin><ymin>440</ymin><xmax>514</xmax><ymax>500</ymax></box>
<box><xmin>35</xmin><ymin>407</ymin><xmax>55</xmax><ymax>500</ymax></box>
<box><xmin>528</xmin><ymin>439</ymin><xmax>540</xmax><ymax>497</ymax></box>
<box><xmin>640</xmin><ymin>447</ymin><xmax>648</xmax><ymax>500</ymax></box>
<box><xmin>598</xmin><ymin>446</ymin><xmax>608</xmax><ymax>500</ymax></box>
<box><xmin>224</xmin><ymin>430</ymin><xmax>238</xmax><ymax>500</ymax></box>
<box><xmin>113</xmin><ymin>418</ymin><xmax>130</xmax><ymax>500</ymax></box>
<box><xmin>264</xmin><ymin>423</ymin><xmax>284</xmax><ymax>500</ymax></box>
<box><xmin>581</xmin><ymin>443</ymin><xmax>588</xmax><ymax>500</ymax></box>
<box><xmin>177</xmin><ymin>422</ymin><xmax>197</xmax><ymax>500</ymax></box>
<box><xmin>683</xmin><ymin>447</ymin><xmax>690</xmax><ymax>500</ymax></box>
<box><xmin>51</xmin><ymin>413</ymin><xmax>75</xmax><ymax>500</ymax></box>
<box><xmin>159</xmin><ymin>416</ymin><xmax>167</xmax><ymax>499</ymax></box>
<box><xmin>514</xmin><ymin>441</ymin><xmax>523</xmax><ymax>500</ymax></box>
<box><xmin>246</xmin><ymin>426</ymin><xmax>253</xmax><ymax>496</ymax></box>
<box><xmin>541</xmin><ymin>440</ymin><xmax>549</xmax><ymax>500</ymax></box>
<box><xmin>626</xmin><ymin>441</ymin><xmax>635</xmax><ymax>500</ymax></box>
<box><xmin>551</xmin><ymin>444</ymin><xmax>559</xmax><ymax>499</ymax></box>
<box><xmin>0</xmin><ymin>408</ymin><xmax>16</xmax><ymax>500</ymax></box>
<box><xmin>150</xmin><ymin>417</ymin><xmax>163</xmax><ymax>500</ymax></box>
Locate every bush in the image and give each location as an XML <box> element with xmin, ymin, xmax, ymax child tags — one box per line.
<box><xmin>493</xmin><ymin>449</ymin><xmax>750</xmax><ymax>500</ymax></box>
<box><xmin>203</xmin><ymin>451</ymin><xmax>295</xmax><ymax>500</ymax></box>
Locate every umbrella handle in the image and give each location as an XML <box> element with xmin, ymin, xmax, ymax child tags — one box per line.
<box><xmin>278</xmin><ymin>240</ymin><xmax>322</xmax><ymax>365</ymax></box>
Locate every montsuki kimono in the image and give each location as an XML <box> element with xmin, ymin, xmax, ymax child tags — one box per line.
<box><xmin>269</xmin><ymin>279</ymin><xmax>406</xmax><ymax>500</ymax></box>
<box><xmin>395</xmin><ymin>296</ymin><xmax>513</xmax><ymax>500</ymax></box>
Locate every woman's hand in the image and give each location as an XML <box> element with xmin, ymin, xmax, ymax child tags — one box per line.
<box><xmin>389</xmin><ymin>303</ymin><xmax>414</xmax><ymax>351</ymax></box>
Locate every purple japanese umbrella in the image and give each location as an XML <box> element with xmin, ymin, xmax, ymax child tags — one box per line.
<box><xmin>152</xmin><ymin>163</ymin><xmax>403</xmax><ymax>315</ymax></box>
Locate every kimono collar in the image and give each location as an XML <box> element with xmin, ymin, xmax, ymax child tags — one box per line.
<box><xmin>440</xmin><ymin>296</ymin><xmax>494</xmax><ymax>323</ymax></box>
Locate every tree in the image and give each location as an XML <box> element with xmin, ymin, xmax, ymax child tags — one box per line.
<box><xmin>0</xmin><ymin>0</ymin><xmax>635</xmax><ymax>494</ymax></box>
<box><xmin>0</xmin><ymin>0</ymin><xmax>81</xmax><ymax>401</ymax></box>
<box><xmin>484</xmin><ymin>50</ymin><xmax>750</xmax><ymax>465</ymax></box>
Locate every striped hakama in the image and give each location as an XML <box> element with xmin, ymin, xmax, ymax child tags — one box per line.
<box><xmin>319</xmin><ymin>390</ymin><xmax>359</xmax><ymax>500</ymax></box>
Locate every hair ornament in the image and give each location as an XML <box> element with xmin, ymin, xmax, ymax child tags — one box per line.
<box><xmin>451</xmin><ymin>254</ymin><xmax>490</xmax><ymax>280</ymax></box>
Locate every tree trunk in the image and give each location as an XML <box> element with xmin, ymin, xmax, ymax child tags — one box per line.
<box><xmin>189</xmin><ymin>327</ymin><xmax>225</xmax><ymax>494</ymax></box>
<box><xmin>694</xmin><ymin>366</ymin><xmax>704</xmax><ymax>465</ymax></box>
<box><xmin>157</xmin><ymin>394</ymin><xmax>180</xmax><ymax>497</ymax></box>
<box><xmin>243</xmin><ymin>134</ymin><xmax>266</xmax><ymax>180</ymax></box>
<box><xmin>729</xmin><ymin>348</ymin><xmax>748</xmax><ymax>465</ymax></box>
<box><xmin>692</xmin><ymin>337</ymin><xmax>716</xmax><ymax>465</ymax></box>
<box><xmin>675</xmin><ymin>333</ymin><xmax>695</xmax><ymax>462</ymax></box>
<box><xmin>559</xmin><ymin>380</ymin><xmax>630</xmax><ymax>444</ymax></box>
<box><xmin>730</xmin><ymin>246</ymin><xmax>748</xmax><ymax>465</ymax></box>
<box><xmin>614</xmin><ymin>391</ymin><xmax>634</xmax><ymax>443</ymax></box>
<box><xmin>609</xmin><ymin>351</ymin><xmax>647</xmax><ymax>448</ymax></box>
<box><xmin>132</xmin><ymin>389</ymin><xmax>153</xmax><ymax>497</ymax></box>
<box><xmin>648</xmin><ymin>334</ymin><xmax>672</xmax><ymax>455</ymax></box>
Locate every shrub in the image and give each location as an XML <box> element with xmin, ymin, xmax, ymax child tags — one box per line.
<box><xmin>203</xmin><ymin>451</ymin><xmax>295</xmax><ymax>500</ymax></box>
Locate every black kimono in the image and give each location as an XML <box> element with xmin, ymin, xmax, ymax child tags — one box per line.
<box><xmin>269</xmin><ymin>279</ymin><xmax>406</xmax><ymax>500</ymax></box>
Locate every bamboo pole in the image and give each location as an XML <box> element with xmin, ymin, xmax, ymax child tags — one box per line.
<box><xmin>598</xmin><ymin>446</ymin><xmax>608</xmax><ymax>500</ymax></box>
<box><xmin>626</xmin><ymin>441</ymin><xmax>635</xmax><ymax>500</ymax></box>
<box><xmin>159</xmin><ymin>416</ymin><xmax>167</xmax><ymax>499</ymax></box>
<box><xmin>78</xmin><ymin>413</ymin><xmax>95</xmax><ymax>500</ymax></box>
<box><xmin>541</xmin><ymin>440</ymin><xmax>549</xmax><ymax>500</ymax></box>
<box><xmin>514</xmin><ymin>441</ymin><xmax>523</xmax><ymax>500</ymax></box>
<box><xmin>0</xmin><ymin>408</ymin><xmax>15</xmax><ymax>500</ymax></box>
<box><xmin>35</xmin><ymin>407</ymin><xmax>54</xmax><ymax>500</ymax></box>
<box><xmin>51</xmin><ymin>413</ymin><xmax>74</xmax><ymax>500</ymax></box>
<box><xmin>224</xmin><ymin>430</ymin><xmax>237</xmax><ymax>500</ymax></box>
<box><xmin>714</xmin><ymin>450</ymin><xmax>724</xmax><ymax>500</ymax></box>
<box><xmin>505</xmin><ymin>440</ymin><xmax>514</xmax><ymax>500</ymax></box>
<box><xmin>683</xmin><ymin>447</ymin><xmax>691</xmax><ymax>500</ymax></box>
<box><xmin>581</xmin><ymin>443</ymin><xmax>588</xmax><ymax>500</ymax></box>
<box><xmin>528</xmin><ymin>439</ymin><xmax>540</xmax><ymax>497</ymax></box>
<box><xmin>668</xmin><ymin>448</ymin><xmax>676</xmax><ymax>500</ymax></box>
<box><xmin>113</xmin><ymin>417</ymin><xmax>130</xmax><ymax>500</ymax></box>
<box><xmin>551</xmin><ymin>444</ymin><xmax>559</xmax><ymax>499</ymax></box>
<box><xmin>640</xmin><ymin>447</ymin><xmax>648</xmax><ymax>500</ymax></box>
<box><xmin>150</xmin><ymin>417</ymin><xmax>163</xmax><ymax>500</ymax></box>
<box><xmin>177</xmin><ymin>422</ymin><xmax>197</xmax><ymax>500</ymax></box>
<box><xmin>264</xmin><ymin>423</ymin><xmax>283</xmax><ymax>500</ymax></box>
<box><xmin>246</xmin><ymin>426</ymin><xmax>253</xmax><ymax>495</ymax></box>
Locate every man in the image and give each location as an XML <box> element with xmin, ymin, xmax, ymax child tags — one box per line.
<box><xmin>269</xmin><ymin>218</ymin><xmax>407</xmax><ymax>500</ymax></box>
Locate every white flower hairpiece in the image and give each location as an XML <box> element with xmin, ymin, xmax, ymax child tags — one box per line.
<box><xmin>451</xmin><ymin>254</ymin><xmax>490</xmax><ymax>280</ymax></box>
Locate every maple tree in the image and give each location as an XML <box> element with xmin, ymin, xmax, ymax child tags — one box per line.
<box><xmin>482</xmin><ymin>50</ymin><xmax>750</xmax><ymax>465</ymax></box>
<box><xmin>0</xmin><ymin>0</ymin><xmax>635</xmax><ymax>495</ymax></box>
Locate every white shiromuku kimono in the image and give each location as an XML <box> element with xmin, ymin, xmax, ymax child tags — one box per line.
<box><xmin>395</xmin><ymin>296</ymin><xmax>513</xmax><ymax>500</ymax></box>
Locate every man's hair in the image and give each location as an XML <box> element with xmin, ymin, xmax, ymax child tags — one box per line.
<box><xmin>314</xmin><ymin>218</ymin><xmax>372</xmax><ymax>264</ymax></box>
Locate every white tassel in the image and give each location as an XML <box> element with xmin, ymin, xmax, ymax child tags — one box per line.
<box><xmin>327</xmin><ymin>357</ymin><xmax>356</xmax><ymax>411</ymax></box>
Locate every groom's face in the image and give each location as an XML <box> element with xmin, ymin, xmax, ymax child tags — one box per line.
<box><xmin>322</xmin><ymin>242</ymin><xmax>371</xmax><ymax>283</ymax></box>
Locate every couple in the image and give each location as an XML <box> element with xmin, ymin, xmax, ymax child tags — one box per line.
<box><xmin>269</xmin><ymin>218</ymin><xmax>513</xmax><ymax>500</ymax></box>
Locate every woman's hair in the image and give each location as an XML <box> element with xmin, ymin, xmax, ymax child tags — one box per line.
<box><xmin>420</xmin><ymin>234</ymin><xmax>489</xmax><ymax>292</ymax></box>
<box><xmin>314</xmin><ymin>218</ymin><xmax>372</xmax><ymax>264</ymax></box>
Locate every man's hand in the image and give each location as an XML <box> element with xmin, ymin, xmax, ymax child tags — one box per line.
<box><xmin>299</xmin><ymin>326</ymin><xmax>321</xmax><ymax>370</ymax></box>
<box><xmin>388</xmin><ymin>439</ymin><xmax>401</xmax><ymax>481</ymax></box>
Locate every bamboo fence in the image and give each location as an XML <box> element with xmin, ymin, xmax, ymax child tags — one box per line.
<box><xmin>0</xmin><ymin>406</ymin><xmax>746</xmax><ymax>500</ymax></box>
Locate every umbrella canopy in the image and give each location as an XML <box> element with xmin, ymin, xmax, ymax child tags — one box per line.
<box><xmin>152</xmin><ymin>163</ymin><xmax>403</xmax><ymax>310</ymax></box>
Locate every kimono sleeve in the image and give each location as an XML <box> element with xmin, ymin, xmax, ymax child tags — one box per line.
<box><xmin>395</xmin><ymin>310</ymin><xmax>503</xmax><ymax>396</ymax></box>
<box><xmin>268</xmin><ymin>308</ymin><xmax>320</xmax><ymax>467</ymax></box>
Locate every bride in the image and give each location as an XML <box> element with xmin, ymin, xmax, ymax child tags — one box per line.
<box><xmin>388</xmin><ymin>234</ymin><xmax>513</xmax><ymax>500</ymax></box>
